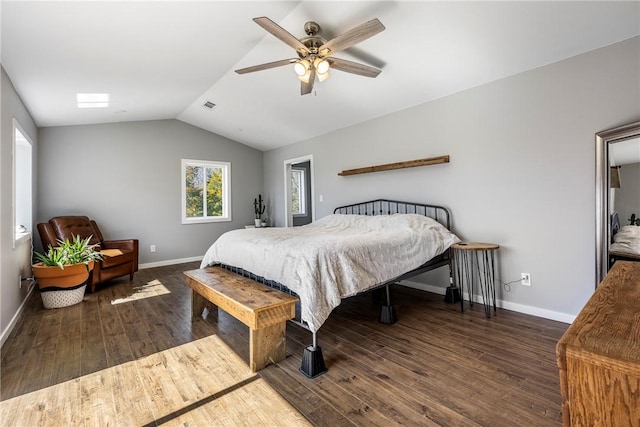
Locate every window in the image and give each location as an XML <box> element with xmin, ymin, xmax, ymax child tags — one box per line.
<box><xmin>13</xmin><ymin>119</ymin><xmax>33</xmax><ymax>245</ymax></box>
<box><xmin>291</xmin><ymin>168</ymin><xmax>306</xmax><ymax>216</ymax></box>
<box><xmin>181</xmin><ymin>159</ymin><xmax>231</xmax><ymax>224</ymax></box>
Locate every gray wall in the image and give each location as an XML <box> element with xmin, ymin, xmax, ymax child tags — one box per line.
<box><xmin>1</xmin><ymin>66</ymin><xmax>39</xmax><ymax>343</ymax></box>
<box><xmin>263</xmin><ymin>37</ymin><xmax>640</xmax><ymax>321</ymax></box>
<box><xmin>37</xmin><ymin>120</ymin><xmax>262</xmax><ymax>264</ymax></box>
<box><xmin>615</xmin><ymin>162</ymin><xmax>640</xmax><ymax>225</ymax></box>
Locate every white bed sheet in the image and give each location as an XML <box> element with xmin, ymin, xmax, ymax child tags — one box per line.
<box><xmin>201</xmin><ymin>213</ymin><xmax>460</xmax><ymax>332</ymax></box>
<box><xmin>610</xmin><ymin>225</ymin><xmax>640</xmax><ymax>256</ymax></box>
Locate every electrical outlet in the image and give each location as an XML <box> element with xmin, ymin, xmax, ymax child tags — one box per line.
<box><xmin>150</xmin><ymin>245</ymin><xmax>156</xmax><ymax>253</ymax></box>
<box><xmin>521</xmin><ymin>273</ymin><xmax>531</xmax><ymax>286</ymax></box>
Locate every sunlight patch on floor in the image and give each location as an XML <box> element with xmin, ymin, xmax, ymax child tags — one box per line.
<box><xmin>111</xmin><ymin>279</ymin><xmax>171</xmax><ymax>305</ymax></box>
<box><xmin>0</xmin><ymin>335</ymin><xmax>309</xmax><ymax>426</ymax></box>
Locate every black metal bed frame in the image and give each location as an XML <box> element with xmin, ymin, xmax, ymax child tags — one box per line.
<box><xmin>217</xmin><ymin>198</ymin><xmax>453</xmax><ymax>378</ymax></box>
<box><xmin>333</xmin><ymin>199</ymin><xmax>451</xmax><ymax>228</ymax></box>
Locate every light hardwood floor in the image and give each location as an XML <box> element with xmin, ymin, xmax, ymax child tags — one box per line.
<box><xmin>1</xmin><ymin>262</ymin><xmax>568</xmax><ymax>426</ymax></box>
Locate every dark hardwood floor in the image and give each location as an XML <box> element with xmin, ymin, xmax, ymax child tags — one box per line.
<box><xmin>1</xmin><ymin>261</ymin><xmax>568</xmax><ymax>426</ymax></box>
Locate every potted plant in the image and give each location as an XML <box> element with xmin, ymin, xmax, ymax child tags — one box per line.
<box><xmin>32</xmin><ymin>235</ymin><xmax>102</xmax><ymax>309</ymax></box>
<box><xmin>254</xmin><ymin>194</ymin><xmax>265</xmax><ymax>227</ymax></box>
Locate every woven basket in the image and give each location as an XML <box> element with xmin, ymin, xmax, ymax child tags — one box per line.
<box><xmin>40</xmin><ymin>284</ymin><xmax>87</xmax><ymax>309</ymax></box>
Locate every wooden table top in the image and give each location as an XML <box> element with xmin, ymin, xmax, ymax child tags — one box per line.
<box><xmin>557</xmin><ymin>261</ymin><xmax>640</xmax><ymax>366</ymax></box>
<box><xmin>452</xmin><ymin>242</ymin><xmax>500</xmax><ymax>251</ymax></box>
<box><xmin>184</xmin><ymin>267</ymin><xmax>299</xmax><ymax>310</ymax></box>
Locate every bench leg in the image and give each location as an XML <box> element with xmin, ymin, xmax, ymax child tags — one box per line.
<box><xmin>249</xmin><ymin>322</ymin><xmax>286</xmax><ymax>372</ymax></box>
<box><xmin>191</xmin><ymin>291</ymin><xmax>219</xmax><ymax>320</ymax></box>
<box><xmin>192</xmin><ymin>290</ymin><xmax>207</xmax><ymax>319</ymax></box>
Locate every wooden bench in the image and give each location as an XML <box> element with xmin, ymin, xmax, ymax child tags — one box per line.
<box><xmin>183</xmin><ymin>267</ymin><xmax>298</xmax><ymax>372</ymax></box>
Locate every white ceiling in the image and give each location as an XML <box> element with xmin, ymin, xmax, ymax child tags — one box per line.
<box><xmin>2</xmin><ymin>1</ymin><xmax>639</xmax><ymax>151</ymax></box>
<box><xmin>610</xmin><ymin>137</ymin><xmax>640</xmax><ymax>166</ymax></box>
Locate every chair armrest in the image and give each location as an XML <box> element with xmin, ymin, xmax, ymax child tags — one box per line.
<box><xmin>102</xmin><ymin>239</ymin><xmax>138</xmax><ymax>252</ymax></box>
<box><xmin>102</xmin><ymin>239</ymin><xmax>139</xmax><ymax>272</ymax></box>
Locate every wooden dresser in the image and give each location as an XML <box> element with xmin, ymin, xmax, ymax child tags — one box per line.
<box><xmin>556</xmin><ymin>261</ymin><xmax>640</xmax><ymax>426</ymax></box>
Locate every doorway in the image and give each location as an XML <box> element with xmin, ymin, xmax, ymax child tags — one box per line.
<box><xmin>283</xmin><ymin>155</ymin><xmax>314</xmax><ymax>227</ymax></box>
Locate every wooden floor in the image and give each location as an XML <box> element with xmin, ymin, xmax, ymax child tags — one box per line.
<box><xmin>1</xmin><ymin>262</ymin><xmax>568</xmax><ymax>426</ymax></box>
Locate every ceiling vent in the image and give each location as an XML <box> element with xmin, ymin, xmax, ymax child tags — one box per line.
<box><xmin>203</xmin><ymin>101</ymin><xmax>216</xmax><ymax>109</ymax></box>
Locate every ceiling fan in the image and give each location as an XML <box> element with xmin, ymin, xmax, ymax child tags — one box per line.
<box><xmin>235</xmin><ymin>17</ymin><xmax>385</xmax><ymax>95</ymax></box>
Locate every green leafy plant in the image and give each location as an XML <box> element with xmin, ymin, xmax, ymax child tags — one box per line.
<box><xmin>34</xmin><ymin>235</ymin><xmax>102</xmax><ymax>269</ymax></box>
<box><xmin>629</xmin><ymin>213</ymin><xmax>640</xmax><ymax>226</ymax></box>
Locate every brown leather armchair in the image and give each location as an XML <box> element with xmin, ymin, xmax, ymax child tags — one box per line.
<box><xmin>37</xmin><ymin>216</ymin><xmax>139</xmax><ymax>292</ymax></box>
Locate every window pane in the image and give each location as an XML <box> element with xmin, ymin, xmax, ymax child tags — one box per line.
<box><xmin>185</xmin><ymin>165</ymin><xmax>203</xmax><ymax>217</ymax></box>
<box><xmin>14</xmin><ymin>127</ymin><xmax>32</xmax><ymax>235</ymax></box>
<box><xmin>291</xmin><ymin>169</ymin><xmax>305</xmax><ymax>215</ymax></box>
<box><xmin>291</xmin><ymin>170</ymin><xmax>301</xmax><ymax>214</ymax></box>
<box><xmin>182</xmin><ymin>159</ymin><xmax>231</xmax><ymax>224</ymax></box>
<box><xmin>206</xmin><ymin>167</ymin><xmax>223</xmax><ymax>217</ymax></box>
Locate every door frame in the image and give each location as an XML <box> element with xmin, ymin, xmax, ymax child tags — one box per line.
<box><xmin>283</xmin><ymin>154</ymin><xmax>315</xmax><ymax>227</ymax></box>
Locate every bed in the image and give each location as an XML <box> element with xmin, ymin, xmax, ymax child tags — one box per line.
<box><xmin>610</xmin><ymin>225</ymin><xmax>640</xmax><ymax>264</ymax></box>
<box><xmin>200</xmin><ymin>199</ymin><xmax>460</xmax><ymax>377</ymax></box>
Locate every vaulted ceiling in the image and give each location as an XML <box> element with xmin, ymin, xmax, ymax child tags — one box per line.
<box><xmin>2</xmin><ymin>1</ymin><xmax>639</xmax><ymax>151</ymax></box>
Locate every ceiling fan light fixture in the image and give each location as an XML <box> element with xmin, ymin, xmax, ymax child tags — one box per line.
<box><xmin>314</xmin><ymin>58</ymin><xmax>330</xmax><ymax>75</ymax></box>
<box><xmin>237</xmin><ymin>16</ymin><xmax>385</xmax><ymax>95</ymax></box>
<box><xmin>294</xmin><ymin>59</ymin><xmax>310</xmax><ymax>76</ymax></box>
<box><xmin>297</xmin><ymin>69</ymin><xmax>312</xmax><ymax>83</ymax></box>
<box><xmin>317</xmin><ymin>71</ymin><xmax>330</xmax><ymax>83</ymax></box>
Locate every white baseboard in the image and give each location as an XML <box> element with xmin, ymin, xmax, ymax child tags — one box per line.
<box><xmin>139</xmin><ymin>256</ymin><xmax>203</xmax><ymax>270</ymax></box>
<box><xmin>1</xmin><ymin>282</ymin><xmax>36</xmax><ymax>348</ymax></box>
<box><xmin>399</xmin><ymin>279</ymin><xmax>575</xmax><ymax>324</ymax></box>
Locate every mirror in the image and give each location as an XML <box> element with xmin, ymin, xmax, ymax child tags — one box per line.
<box><xmin>595</xmin><ymin>121</ymin><xmax>640</xmax><ymax>285</ymax></box>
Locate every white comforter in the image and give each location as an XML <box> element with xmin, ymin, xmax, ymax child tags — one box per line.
<box><xmin>201</xmin><ymin>214</ymin><xmax>460</xmax><ymax>332</ymax></box>
<box><xmin>610</xmin><ymin>225</ymin><xmax>640</xmax><ymax>256</ymax></box>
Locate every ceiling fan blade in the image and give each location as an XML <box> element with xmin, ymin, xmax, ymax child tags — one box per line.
<box><xmin>328</xmin><ymin>57</ymin><xmax>381</xmax><ymax>78</ymax></box>
<box><xmin>318</xmin><ymin>18</ymin><xmax>385</xmax><ymax>55</ymax></box>
<box><xmin>253</xmin><ymin>17</ymin><xmax>309</xmax><ymax>55</ymax></box>
<box><xmin>301</xmin><ymin>67</ymin><xmax>316</xmax><ymax>95</ymax></box>
<box><xmin>235</xmin><ymin>58</ymin><xmax>297</xmax><ymax>74</ymax></box>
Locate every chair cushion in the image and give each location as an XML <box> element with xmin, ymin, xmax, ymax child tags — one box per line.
<box><xmin>49</xmin><ymin>216</ymin><xmax>101</xmax><ymax>246</ymax></box>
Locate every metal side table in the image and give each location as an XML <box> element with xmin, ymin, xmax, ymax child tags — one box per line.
<box><xmin>451</xmin><ymin>242</ymin><xmax>499</xmax><ymax>318</ymax></box>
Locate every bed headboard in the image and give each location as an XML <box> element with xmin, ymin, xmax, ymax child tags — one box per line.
<box><xmin>333</xmin><ymin>199</ymin><xmax>452</xmax><ymax>230</ymax></box>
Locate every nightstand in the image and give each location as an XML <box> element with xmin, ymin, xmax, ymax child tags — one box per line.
<box><xmin>451</xmin><ymin>242</ymin><xmax>500</xmax><ymax>318</ymax></box>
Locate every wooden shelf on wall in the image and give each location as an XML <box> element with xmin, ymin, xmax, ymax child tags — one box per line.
<box><xmin>338</xmin><ymin>155</ymin><xmax>450</xmax><ymax>176</ymax></box>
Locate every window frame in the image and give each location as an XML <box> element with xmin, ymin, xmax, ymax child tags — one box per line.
<box><xmin>291</xmin><ymin>167</ymin><xmax>306</xmax><ymax>216</ymax></box>
<box><xmin>12</xmin><ymin>119</ymin><xmax>33</xmax><ymax>247</ymax></box>
<box><xmin>181</xmin><ymin>159</ymin><xmax>231</xmax><ymax>224</ymax></box>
